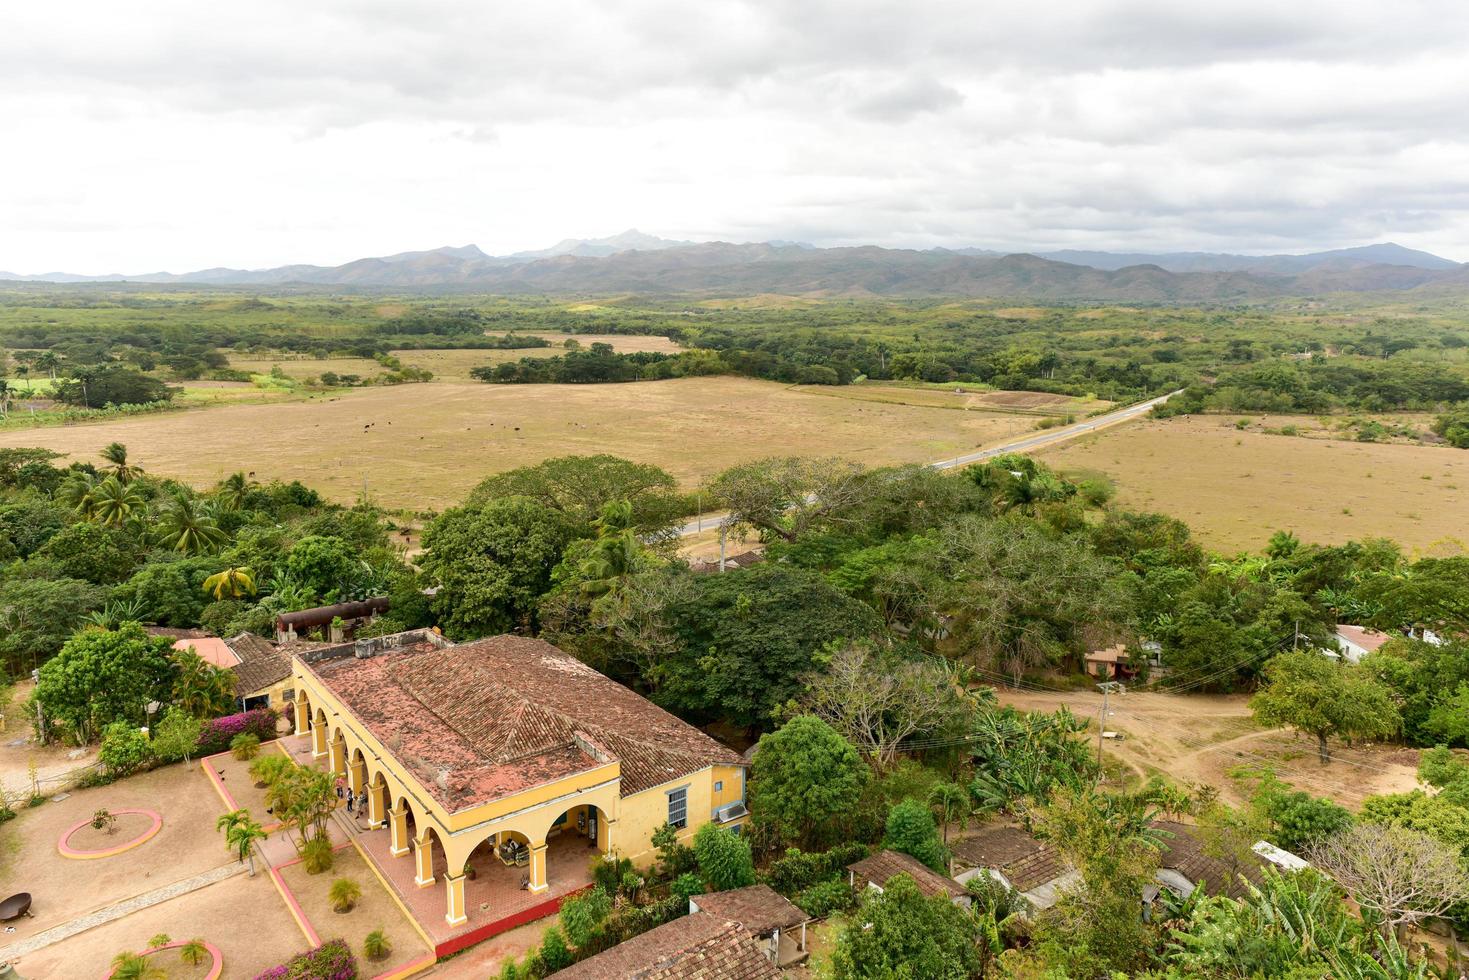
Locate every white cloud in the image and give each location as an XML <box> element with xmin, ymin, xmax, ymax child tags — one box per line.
<box><xmin>1</xmin><ymin>0</ymin><xmax>1467</xmax><ymax>272</ymax></box>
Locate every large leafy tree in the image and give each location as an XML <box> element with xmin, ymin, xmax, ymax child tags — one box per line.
<box><xmin>420</xmin><ymin>495</ymin><xmax>580</xmax><ymax>638</ymax></box>
<box><xmin>464</xmin><ymin>454</ymin><xmax>683</xmax><ymax>531</ymax></box>
<box><xmin>830</xmin><ymin>873</ymin><xmax>982</xmax><ymax>980</ymax></box>
<box><xmin>0</xmin><ymin>576</ymin><xmax>107</xmax><ymax>675</ymax></box>
<box><xmin>34</xmin><ymin>521</ymin><xmax>142</xmax><ymax>584</ymax></box>
<box><xmin>706</xmin><ymin>456</ymin><xmax>872</xmax><ymax>543</ymax></box>
<box><xmin>914</xmin><ymin>515</ymin><xmax>1132</xmax><ymax>680</ymax></box>
<box><xmin>1363</xmin><ymin>556</ymin><xmax>1469</xmax><ymax>636</ymax></box>
<box><xmin>282</xmin><ymin>535</ymin><xmax>359</xmax><ymax>602</ymax></box>
<box><xmin>657</xmin><ymin>563</ymin><xmax>880</xmax><ymax>729</ymax></box>
<box><xmin>749</xmin><ymin>715</ymin><xmax>868</xmax><ymax>848</ymax></box>
<box><xmin>1250</xmin><ymin>650</ymin><xmax>1399</xmax><ymax>764</ymax></box>
<box><xmin>34</xmin><ymin>623</ymin><xmax>178</xmax><ymax>743</ymax></box>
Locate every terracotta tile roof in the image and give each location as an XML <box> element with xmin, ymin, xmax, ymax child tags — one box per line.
<box><xmin>951</xmin><ymin>825</ymin><xmax>1068</xmax><ymax>893</ymax></box>
<box><xmin>848</xmin><ymin>849</ymin><xmax>961</xmax><ymax>899</ymax></box>
<box><xmin>304</xmin><ymin>634</ymin><xmax>744</xmax><ymax>812</ymax></box>
<box><xmin>691</xmin><ymin>885</ymin><xmax>806</xmax><ymax>936</ymax></box>
<box><xmin>1152</xmin><ymin>821</ymin><xmax>1267</xmax><ymax>900</ymax></box>
<box><xmin>225</xmin><ymin>633</ymin><xmax>294</xmax><ymax>698</ymax></box>
<box><xmin>146</xmin><ymin>626</ymin><xmax>211</xmax><ymax>640</ymax></box>
<box><xmin>549</xmin><ymin>914</ymin><xmax>778</xmax><ymax>980</ymax></box>
<box><xmin>172</xmin><ymin>636</ymin><xmax>240</xmax><ymax>670</ymax></box>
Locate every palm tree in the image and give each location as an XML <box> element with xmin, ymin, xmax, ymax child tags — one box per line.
<box><xmin>173</xmin><ymin>650</ymin><xmax>235</xmax><ymax>717</ymax></box>
<box><xmin>0</xmin><ymin>379</ymin><xmax>11</xmax><ymax>419</ymax></box>
<box><xmin>216</xmin><ymin>808</ymin><xmax>268</xmax><ymax>877</ymax></box>
<box><xmin>100</xmin><ymin>442</ymin><xmax>143</xmax><ymax>483</ymax></box>
<box><xmin>927</xmin><ymin>782</ymin><xmax>972</xmax><ymax>845</ymax></box>
<box><xmin>153</xmin><ymin>493</ymin><xmax>228</xmax><ymax>554</ymax></box>
<box><xmin>89</xmin><ymin>475</ymin><xmax>148</xmax><ymax>528</ymax></box>
<box><xmin>213</xmin><ymin>471</ymin><xmax>256</xmax><ymax>512</ymax></box>
<box><xmin>36</xmin><ymin>350</ymin><xmax>60</xmax><ymax>380</ymax></box>
<box><xmin>108</xmin><ymin>951</ymin><xmax>165</xmax><ymax>980</ymax></box>
<box><xmin>58</xmin><ymin>471</ymin><xmax>98</xmax><ymax>517</ymax></box>
<box><xmin>578</xmin><ymin>499</ymin><xmax>641</xmax><ymax>597</ymax></box>
<box><xmin>203</xmin><ymin>566</ymin><xmax>256</xmax><ymax>601</ymax></box>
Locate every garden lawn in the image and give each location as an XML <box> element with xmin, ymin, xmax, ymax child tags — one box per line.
<box><xmin>0</xmin><ymin>762</ymin><xmax>231</xmax><ymax>946</ymax></box>
<box><xmin>278</xmin><ymin>845</ymin><xmax>431</xmax><ymax>977</ymax></box>
<box><xmin>13</xmin><ymin>868</ymin><xmax>308</xmax><ymax>978</ymax></box>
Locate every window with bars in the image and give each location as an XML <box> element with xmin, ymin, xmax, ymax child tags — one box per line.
<box><xmin>667</xmin><ymin>786</ymin><xmax>688</xmax><ymax>829</ymax></box>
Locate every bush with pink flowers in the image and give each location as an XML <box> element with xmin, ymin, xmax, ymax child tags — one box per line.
<box><xmin>252</xmin><ymin>938</ymin><xmax>357</xmax><ymax>980</ymax></box>
<box><xmin>198</xmin><ymin>707</ymin><xmax>278</xmax><ymax>756</ymax></box>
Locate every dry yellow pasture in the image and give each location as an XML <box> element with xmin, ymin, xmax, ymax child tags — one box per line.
<box><xmin>1038</xmin><ymin>414</ymin><xmax>1469</xmax><ymax>554</ymax></box>
<box><xmin>0</xmin><ymin>377</ymin><xmax>1041</xmax><ymax>511</ymax></box>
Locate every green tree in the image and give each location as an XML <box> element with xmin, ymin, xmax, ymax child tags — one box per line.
<box><xmin>283</xmin><ymin>535</ymin><xmax>358</xmax><ymax>602</ymax></box>
<box><xmin>465</xmin><ymin>454</ymin><xmax>684</xmax><ymax>531</ymax></box>
<box><xmin>707</xmin><ymin>456</ymin><xmax>873</xmax><ymax>543</ymax></box>
<box><xmin>85</xmin><ymin>475</ymin><xmax>149</xmax><ymax>530</ymax></box>
<box><xmin>693</xmin><ymin>822</ymin><xmax>756</xmax><ymax>891</ymax></box>
<box><xmin>34</xmin><ymin>521</ymin><xmax>140</xmax><ymax>584</ymax></box>
<box><xmin>658</xmin><ymin>563</ymin><xmax>879</xmax><ymax>729</ymax></box>
<box><xmin>111</xmin><ymin>557</ymin><xmax>219</xmax><ymax>627</ymax></box>
<box><xmin>884</xmin><ymin>798</ymin><xmax>948</xmax><ymax>873</ymax></box>
<box><xmin>927</xmin><ymin>782</ymin><xmax>971</xmax><ymax>845</ymax></box>
<box><xmin>420</xmin><ymin>496</ymin><xmax>580</xmax><ymax>638</ymax></box>
<box><xmin>213</xmin><ymin>471</ymin><xmax>257</xmax><ymax>512</ymax></box>
<box><xmin>749</xmin><ymin>715</ymin><xmax>868</xmax><ymax>848</ymax></box>
<box><xmin>830</xmin><ymin>873</ymin><xmax>982</xmax><ymax>980</ymax></box>
<box><xmin>0</xmin><ymin>576</ymin><xmax>107</xmax><ymax>674</ymax></box>
<box><xmin>99</xmin><ymin>721</ymin><xmax>153</xmax><ymax>776</ymax></box>
<box><xmin>151</xmin><ymin>711</ymin><xmax>204</xmax><ymax>764</ymax></box>
<box><xmin>35</xmin><ymin>623</ymin><xmax>177</xmax><ymax>743</ymax></box>
<box><xmin>1250</xmin><ymin>650</ymin><xmax>1400</xmax><ymax>764</ymax></box>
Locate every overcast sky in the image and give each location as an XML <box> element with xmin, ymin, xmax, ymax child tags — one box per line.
<box><xmin>4</xmin><ymin>0</ymin><xmax>1468</xmax><ymax>273</ymax></box>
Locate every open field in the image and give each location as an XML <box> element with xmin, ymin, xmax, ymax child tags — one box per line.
<box><xmin>1038</xmin><ymin>414</ymin><xmax>1469</xmax><ymax>554</ymax></box>
<box><xmin>227</xmin><ymin>333</ymin><xmax>686</xmax><ymax>383</ymax></box>
<box><xmin>791</xmin><ymin>382</ymin><xmax>1111</xmax><ymax>416</ymax></box>
<box><xmin>0</xmin><ymin>377</ymin><xmax>1043</xmax><ymax>511</ymax></box>
<box><xmin>992</xmin><ymin>688</ymin><xmax>1421</xmax><ymax>809</ymax></box>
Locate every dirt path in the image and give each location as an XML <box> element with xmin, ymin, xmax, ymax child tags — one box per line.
<box><xmin>0</xmin><ymin>682</ymin><xmax>97</xmax><ymax>799</ymax></box>
<box><xmin>991</xmin><ymin>687</ymin><xmax>1421</xmax><ymax>808</ymax></box>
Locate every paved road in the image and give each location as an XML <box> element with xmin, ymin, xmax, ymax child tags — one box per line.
<box><xmin>676</xmin><ymin>389</ymin><xmax>1181</xmax><ymax>537</ymax></box>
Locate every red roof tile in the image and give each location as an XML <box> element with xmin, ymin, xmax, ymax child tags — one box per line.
<box><xmin>848</xmin><ymin>849</ymin><xmax>962</xmax><ymax>899</ymax></box>
<box><xmin>549</xmin><ymin>914</ymin><xmax>779</xmax><ymax>980</ymax></box>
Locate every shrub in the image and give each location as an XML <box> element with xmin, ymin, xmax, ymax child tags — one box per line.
<box><xmin>795</xmin><ymin>877</ymin><xmax>856</xmax><ymax>918</ymax></box>
<box><xmin>559</xmin><ymin>885</ymin><xmax>613</xmax><ymax>948</ymax></box>
<box><xmin>302</xmin><ymin>836</ymin><xmax>335</xmax><ymax>875</ymax></box>
<box><xmin>250</xmin><ymin>753</ymin><xmax>293</xmax><ymax>788</ymax></box>
<box><xmin>197</xmin><ymin>708</ymin><xmax>277</xmax><ymax>756</ymax></box>
<box><xmin>671</xmin><ymin>872</ymin><xmax>704</xmax><ymax>907</ymax></box>
<box><xmin>252</xmin><ymin>937</ymin><xmax>358</xmax><ymax>980</ymax></box>
<box><xmin>883</xmin><ymin>798</ymin><xmax>948</xmax><ymax>873</ymax></box>
<box><xmin>148</xmin><ymin>932</ymin><xmax>172</xmax><ymax>949</ymax></box>
<box><xmin>99</xmin><ymin>721</ymin><xmax>153</xmax><ymax>778</ymax></box>
<box><xmin>362</xmin><ymin>929</ymin><xmax>391</xmax><ymax>962</ymax></box>
<box><xmin>231</xmin><ymin>733</ymin><xmax>261</xmax><ymax>760</ymax></box>
<box><xmin>540</xmin><ymin>927</ymin><xmax>573</xmax><ymax>972</ymax></box>
<box><xmin>763</xmin><ymin>842</ymin><xmax>869</xmax><ymax>896</ymax></box>
<box><xmin>651</xmin><ymin>822</ymin><xmax>697</xmax><ymax>880</ymax></box>
<box><xmin>109</xmin><ymin>951</ymin><xmax>155</xmax><ymax>980</ymax></box>
<box><xmin>592</xmin><ymin>855</ymin><xmax>634</xmax><ymax>895</ymax></box>
<box><xmin>329</xmin><ymin>877</ymin><xmax>361</xmax><ymax>913</ymax></box>
<box><xmin>693</xmin><ymin>823</ymin><xmax>756</xmax><ymax>891</ymax></box>
<box><xmin>152</xmin><ymin>712</ymin><xmax>204</xmax><ymax>764</ymax></box>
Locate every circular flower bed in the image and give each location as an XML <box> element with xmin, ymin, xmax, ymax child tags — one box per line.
<box><xmin>99</xmin><ymin>939</ymin><xmax>224</xmax><ymax>980</ymax></box>
<box><xmin>58</xmin><ymin>807</ymin><xmax>163</xmax><ymax>859</ymax></box>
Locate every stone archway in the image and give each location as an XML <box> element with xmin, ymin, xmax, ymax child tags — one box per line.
<box><xmin>310</xmin><ymin>707</ymin><xmax>329</xmax><ymax>758</ymax></box>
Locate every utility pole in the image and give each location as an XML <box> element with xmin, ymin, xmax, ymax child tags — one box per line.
<box><xmin>1095</xmin><ymin>680</ymin><xmax>1125</xmax><ymax>773</ymax></box>
<box><xmin>718</xmin><ymin>522</ymin><xmax>727</xmax><ymax>573</ymax></box>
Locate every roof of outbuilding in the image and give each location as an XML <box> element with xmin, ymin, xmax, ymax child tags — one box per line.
<box><xmin>1335</xmin><ymin>624</ymin><xmax>1392</xmax><ymax>653</ymax></box>
<box><xmin>549</xmin><ymin>913</ymin><xmax>779</xmax><ymax>980</ymax></box>
<box><xmin>691</xmin><ymin>885</ymin><xmax>806</xmax><ymax>936</ymax></box>
<box><xmin>848</xmin><ymin>849</ymin><xmax>962</xmax><ymax>899</ymax></box>
<box><xmin>302</xmin><ymin>634</ymin><xmax>744</xmax><ymax>812</ymax></box>
<box><xmin>951</xmin><ymin>826</ymin><xmax>1066</xmax><ymax>893</ymax></box>
<box><xmin>1153</xmin><ymin>820</ymin><xmax>1267</xmax><ymax>900</ymax></box>
<box><xmin>225</xmin><ymin>633</ymin><xmax>294</xmax><ymax>697</ymax></box>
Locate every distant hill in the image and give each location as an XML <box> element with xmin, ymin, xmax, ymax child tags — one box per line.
<box><xmin>4</xmin><ymin>234</ymin><xmax>1464</xmax><ymax>301</ymax></box>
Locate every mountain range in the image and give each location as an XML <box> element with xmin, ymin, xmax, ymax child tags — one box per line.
<box><xmin>3</xmin><ymin>233</ymin><xmax>1465</xmax><ymax>302</ymax></box>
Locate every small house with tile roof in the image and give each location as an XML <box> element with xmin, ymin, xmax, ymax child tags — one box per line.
<box><xmin>848</xmin><ymin>849</ymin><xmax>970</xmax><ymax>907</ymax></box>
<box><xmin>548</xmin><ymin>913</ymin><xmax>779</xmax><ymax>979</ymax></box>
<box><xmin>690</xmin><ymin>884</ymin><xmax>810</xmax><ymax>967</ymax></box>
<box><xmin>289</xmin><ymin>629</ymin><xmax>749</xmax><ymax>933</ymax></box>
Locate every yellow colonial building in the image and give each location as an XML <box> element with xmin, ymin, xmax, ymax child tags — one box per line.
<box><xmin>289</xmin><ymin>630</ymin><xmax>748</xmax><ymax>934</ymax></box>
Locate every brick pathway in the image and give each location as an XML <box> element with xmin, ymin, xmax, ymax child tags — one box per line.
<box><xmin>0</xmin><ymin>862</ymin><xmax>243</xmax><ymax>960</ymax></box>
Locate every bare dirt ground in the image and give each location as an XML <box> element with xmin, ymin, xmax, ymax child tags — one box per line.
<box><xmin>1037</xmin><ymin>414</ymin><xmax>1469</xmax><ymax>554</ymax></box>
<box><xmin>792</xmin><ymin>382</ymin><xmax>1109</xmax><ymax>416</ymax></box>
<box><xmin>429</xmin><ymin>917</ymin><xmax>552</xmax><ymax>978</ymax></box>
<box><xmin>0</xmin><ymin>762</ymin><xmax>230</xmax><ymax>943</ymax></box>
<box><xmin>677</xmin><ymin>526</ymin><xmax>763</xmax><ymax>562</ymax></box>
<box><xmin>0</xmin><ymin>682</ymin><xmax>97</xmax><ymax>803</ymax></box>
<box><xmin>13</xmin><ymin>869</ymin><xmax>308</xmax><ymax>979</ymax></box>
<box><xmin>992</xmin><ymin>688</ymin><xmax>1421</xmax><ymax>809</ymax></box>
<box><xmin>279</xmin><ymin>845</ymin><xmax>431</xmax><ymax>977</ymax></box>
<box><xmin>0</xmin><ymin>377</ymin><xmax>1040</xmax><ymax>511</ymax></box>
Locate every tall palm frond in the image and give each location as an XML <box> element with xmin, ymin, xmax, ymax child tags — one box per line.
<box><xmin>153</xmin><ymin>493</ymin><xmax>229</xmax><ymax>555</ymax></box>
<box><xmin>100</xmin><ymin>442</ymin><xmax>143</xmax><ymax>483</ymax></box>
<box><xmin>89</xmin><ymin>475</ymin><xmax>148</xmax><ymax>528</ymax></box>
